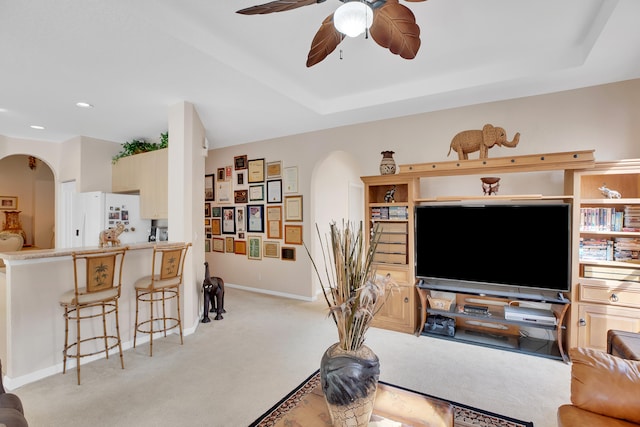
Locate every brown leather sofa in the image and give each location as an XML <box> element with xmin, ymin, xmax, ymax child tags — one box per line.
<box><xmin>0</xmin><ymin>361</ymin><xmax>28</xmax><ymax>427</ymax></box>
<box><xmin>557</xmin><ymin>347</ymin><xmax>640</xmax><ymax>427</ymax></box>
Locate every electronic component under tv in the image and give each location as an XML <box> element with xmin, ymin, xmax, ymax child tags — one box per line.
<box><xmin>415</xmin><ymin>203</ymin><xmax>571</xmax><ymax>292</ymax></box>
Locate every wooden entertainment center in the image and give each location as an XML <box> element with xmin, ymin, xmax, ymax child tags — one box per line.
<box><xmin>363</xmin><ymin>151</ymin><xmax>640</xmax><ymax>361</ymax></box>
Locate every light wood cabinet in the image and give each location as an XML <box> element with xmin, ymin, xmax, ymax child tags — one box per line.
<box><xmin>139</xmin><ymin>149</ymin><xmax>168</xmax><ymax>219</ymax></box>
<box><xmin>112</xmin><ymin>149</ymin><xmax>168</xmax><ymax>219</ymax></box>
<box><xmin>569</xmin><ymin>159</ymin><xmax>640</xmax><ymax>349</ymax></box>
<box><xmin>362</xmin><ymin>175</ymin><xmax>419</xmax><ymax>334</ymax></box>
<box><xmin>112</xmin><ymin>153</ymin><xmax>141</xmax><ymax>193</ymax></box>
<box><xmin>577</xmin><ymin>302</ymin><xmax>640</xmax><ymax>350</ymax></box>
<box><xmin>363</xmin><ymin>151</ymin><xmax>597</xmax><ymax>356</ymax></box>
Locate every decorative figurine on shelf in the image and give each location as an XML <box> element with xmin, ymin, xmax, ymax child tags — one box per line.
<box><xmin>99</xmin><ymin>223</ymin><xmax>125</xmax><ymax>247</ymax></box>
<box><xmin>201</xmin><ymin>261</ymin><xmax>226</xmax><ymax>322</ymax></box>
<box><xmin>481</xmin><ymin>177</ymin><xmax>501</xmax><ymax>195</ymax></box>
<box><xmin>599</xmin><ymin>184</ymin><xmax>621</xmax><ymax>199</ymax></box>
<box><xmin>448</xmin><ymin>124</ymin><xmax>520</xmax><ymax>160</ymax></box>
<box><xmin>384</xmin><ymin>186</ymin><xmax>396</xmax><ymax>203</ymax></box>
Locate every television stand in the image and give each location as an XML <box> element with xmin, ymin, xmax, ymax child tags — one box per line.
<box><xmin>416</xmin><ymin>279</ymin><xmax>570</xmax><ymax>362</ymax></box>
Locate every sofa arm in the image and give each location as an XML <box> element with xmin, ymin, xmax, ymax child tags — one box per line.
<box><xmin>569</xmin><ymin>347</ymin><xmax>640</xmax><ymax>424</ymax></box>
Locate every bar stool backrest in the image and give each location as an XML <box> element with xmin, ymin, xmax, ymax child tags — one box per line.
<box><xmin>72</xmin><ymin>247</ymin><xmax>127</xmax><ymax>301</ymax></box>
<box><xmin>152</xmin><ymin>243</ymin><xmax>191</xmax><ymax>283</ymax></box>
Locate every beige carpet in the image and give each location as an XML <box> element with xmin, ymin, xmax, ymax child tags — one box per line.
<box><xmin>14</xmin><ymin>288</ymin><xmax>570</xmax><ymax>427</ymax></box>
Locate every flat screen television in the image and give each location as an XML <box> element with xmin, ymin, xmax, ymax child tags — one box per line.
<box><xmin>414</xmin><ymin>203</ymin><xmax>571</xmax><ymax>292</ymax></box>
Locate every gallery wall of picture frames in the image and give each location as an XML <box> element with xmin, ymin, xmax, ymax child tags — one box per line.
<box><xmin>204</xmin><ymin>155</ymin><xmax>300</xmax><ymax>262</ymax></box>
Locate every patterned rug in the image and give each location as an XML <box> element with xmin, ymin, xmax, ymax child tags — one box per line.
<box><xmin>250</xmin><ymin>371</ymin><xmax>533</xmax><ymax>427</ymax></box>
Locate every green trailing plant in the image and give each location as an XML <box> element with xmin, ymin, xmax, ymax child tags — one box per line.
<box><xmin>305</xmin><ymin>221</ymin><xmax>396</xmax><ymax>351</ymax></box>
<box><xmin>112</xmin><ymin>132</ymin><xmax>169</xmax><ymax>164</ymax></box>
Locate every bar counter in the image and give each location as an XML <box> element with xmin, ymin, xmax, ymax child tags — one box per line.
<box><xmin>0</xmin><ymin>242</ymin><xmax>190</xmax><ymax>389</ymax></box>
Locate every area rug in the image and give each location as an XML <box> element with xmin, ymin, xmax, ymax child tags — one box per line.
<box><xmin>250</xmin><ymin>370</ymin><xmax>533</xmax><ymax>427</ymax></box>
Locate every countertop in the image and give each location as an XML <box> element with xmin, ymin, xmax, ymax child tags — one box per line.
<box><xmin>0</xmin><ymin>241</ymin><xmax>181</xmax><ymax>261</ymax></box>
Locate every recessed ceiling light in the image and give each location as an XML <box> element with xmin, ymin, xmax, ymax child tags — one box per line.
<box><xmin>76</xmin><ymin>102</ymin><xmax>93</xmax><ymax>108</ymax></box>
<box><xmin>30</xmin><ymin>125</ymin><xmax>45</xmax><ymax>130</ymax></box>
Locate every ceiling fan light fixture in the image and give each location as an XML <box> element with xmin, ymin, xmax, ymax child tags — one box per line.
<box><xmin>333</xmin><ymin>1</ymin><xmax>373</xmax><ymax>38</ymax></box>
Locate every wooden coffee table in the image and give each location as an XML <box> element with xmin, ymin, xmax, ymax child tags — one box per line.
<box><xmin>252</xmin><ymin>374</ymin><xmax>453</xmax><ymax>427</ymax></box>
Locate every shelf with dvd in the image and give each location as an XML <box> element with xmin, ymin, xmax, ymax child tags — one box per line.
<box><xmin>570</xmin><ymin>159</ymin><xmax>640</xmax><ymax>351</ymax></box>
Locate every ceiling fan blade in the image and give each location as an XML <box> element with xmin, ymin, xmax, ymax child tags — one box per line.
<box><xmin>237</xmin><ymin>0</ymin><xmax>325</xmax><ymax>15</ymax></box>
<box><xmin>306</xmin><ymin>14</ymin><xmax>343</xmax><ymax>67</ymax></box>
<box><xmin>370</xmin><ymin>0</ymin><xmax>421</xmax><ymax>59</ymax></box>
<box><xmin>403</xmin><ymin>0</ymin><xmax>428</xmax><ymax>2</ymax></box>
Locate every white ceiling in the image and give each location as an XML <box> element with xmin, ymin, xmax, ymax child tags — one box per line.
<box><xmin>1</xmin><ymin>0</ymin><xmax>639</xmax><ymax>149</ymax></box>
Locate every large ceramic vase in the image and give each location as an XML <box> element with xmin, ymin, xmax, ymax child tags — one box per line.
<box><xmin>320</xmin><ymin>343</ymin><xmax>380</xmax><ymax>427</ymax></box>
<box><xmin>379</xmin><ymin>151</ymin><xmax>396</xmax><ymax>175</ymax></box>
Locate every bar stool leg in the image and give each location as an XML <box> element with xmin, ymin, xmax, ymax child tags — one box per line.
<box><xmin>62</xmin><ymin>309</ymin><xmax>69</xmax><ymax>374</ymax></box>
<box><xmin>149</xmin><ymin>291</ymin><xmax>154</xmax><ymax>357</ymax></box>
<box><xmin>102</xmin><ymin>304</ymin><xmax>109</xmax><ymax>360</ymax></box>
<box><xmin>177</xmin><ymin>290</ymin><xmax>183</xmax><ymax>345</ymax></box>
<box><xmin>76</xmin><ymin>312</ymin><xmax>81</xmax><ymax>385</ymax></box>
<box><xmin>115</xmin><ymin>301</ymin><xmax>124</xmax><ymax>369</ymax></box>
<box><xmin>133</xmin><ymin>292</ymin><xmax>139</xmax><ymax>349</ymax></box>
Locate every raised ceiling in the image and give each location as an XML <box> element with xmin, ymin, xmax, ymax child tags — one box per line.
<box><xmin>1</xmin><ymin>0</ymin><xmax>639</xmax><ymax>149</ymax></box>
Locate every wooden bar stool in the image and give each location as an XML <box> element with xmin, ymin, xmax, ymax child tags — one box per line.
<box><xmin>134</xmin><ymin>243</ymin><xmax>191</xmax><ymax>356</ymax></box>
<box><xmin>59</xmin><ymin>247</ymin><xmax>128</xmax><ymax>385</ymax></box>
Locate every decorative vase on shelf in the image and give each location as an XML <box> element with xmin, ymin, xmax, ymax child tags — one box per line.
<box><xmin>481</xmin><ymin>177</ymin><xmax>500</xmax><ymax>195</ymax></box>
<box><xmin>320</xmin><ymin>343</ymin><xmax>380</xmax><ymax>427</ymax></box>
<box><xmin>305</xmin><ymin>221</ymin><xmax>396</xmax><ymax>427</ymax></box>
<box><xmin>379</xmin><ymin>151</ymin><xmax>396</xmax><ymax>175</ymax></box>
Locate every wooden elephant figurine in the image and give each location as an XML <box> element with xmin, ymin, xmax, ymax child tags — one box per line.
<box><xmin>448</xmin><ymin>124</ymin><xmax>520</xmax><ymax>160</ymax></box>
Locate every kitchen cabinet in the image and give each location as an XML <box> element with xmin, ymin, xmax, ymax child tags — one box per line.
<box><xmin>112</xmin><ymin>149</ymin><xmax>168</xmax><ymax>219</ymax></box>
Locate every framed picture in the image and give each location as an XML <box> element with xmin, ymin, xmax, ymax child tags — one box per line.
<box><xmin>222</xmin><ymin>207</ymin><xmax>236</xmax><ymax>234</ymax></box>
<box><xmin>236</xmin><ymin>206</ymin><xmax>246</xmax><ymax>232</ymax></box>
<box><xmin>284</xmin><ymin>225</ymin><xmax>303</xmax><ymax>245</ymax></box>
<box><xmin>266</xmin><ymin>206</ymin><xmax>282</xmax><ymax>239</ymax></box>
<box><xmin>212</xmin><ymin>206</ymin><xmax>221</xmax><ymax>218</ymax></box>
<box><xmin>217</xmin><ymin>181</ymin><xmax>231</xmax><ymax>203</ymax></box>
<box><xmin>281</xmin><ymin>247</ymin><xmax>296</xmax><ymax>261</ymax></box>
<box><xmin>205</xmin><ymin>227</ymin><xmax>212</xmax><ymax>237</ymax></box>
<box><xmin>283</xmin><ymin>166</ymin><xmax>298</xmax><ymax>194</ymax></box>
<box><xmin>234</xmin><ymin>189</ymin><xmax>248</xmax><ymax>204</ymax></box>
<box><xmin>266</xmin><ymin>161</ymin><xmax>282</xmax><ymax>178</ymax></box>
<box><xmin>205</xmin><ymin>239</ymin><xmax>211</xmax><ymax>252</ymax></box>
<box><xmin>249</xmin><ymin>185</ymin><xmax>264</xmax><ymax>201</ymax></box>
<box><xmin>217</xmin><ymin>168</ymin><xmax>225</xmax><ymax>181</ymax></box>
<box><xmin>0</xmin><ymin>196</ymin><xmax>18</xmax><ymax>210</ymax></box>
<box><xmin>247</xmin><ymin>204</ymin><xmax>264</xmax><ymax>233</ymax></box>
<box><xmin>212</xmin><ymin>237</ymin><xmax>225</xmax><ymax>252</ymax></box>
<box><xmin>225</xmin><ymin>237</ymin><xmax>235</xmax><ymax>253</ymax></box>
<box><xmin>266</xmin><ymin>179</ymin><xmax>282</xmax><ymax>204</ymax></box>
<box><xmin>204</xmin><ymin>218</ymin><xmax>211</xmax><ymax>226</ymax></box>
<box><xmin>248</xmin><ymin>235</ymin><xmax>262</xmax><ymax>260</ymax></box>
<box><xmin>205</xmin><ymin>174</ymin><xmax>215</xmax><ymax>201</ymax></box>
<box><xmin>284</xmin><ymin>195</ymin><xmax>303</xmax><ymax>221</ymax></box>
<box><xmin>235</xmin><ymin>170</ymin><xmax>247</xmax><ymax>187</ymax></box>
<box><xmin>225</xmin><ymin>165</ymin><xmax>233</xmax><ymax>180</ymax></box>
<box><xmin>263</xmin><ymin>241</ymin><xmax>280</xmax><ymax>258</ymax></box>
<box><xmin>235</xmin><ymin>240</ymin><xmax>247</xmax><ymax>255</ymax></box>
<box><xmin>234</xmin><ymin>155</ymin><xmax>248</xmax><ymax>170</ymax></box>
<box><xmin>248</xmin><ymin>158</ymin><xmax>265</xmax><ymax>183</ymax></box>
<box><xmin>204</xmin><ymin>202</ymin><xmax>211</xmax><ymax>217</ymax></box>
<box><xmin>211</xmin><ymin>218</ymin><xmax>221</xmax><ymax>235</ymax></box>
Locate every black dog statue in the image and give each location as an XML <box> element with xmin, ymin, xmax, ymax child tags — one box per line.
<box><xmin>202</xmin><ymin>261</ymin><xmax>226</xmax><ymax>322</ymax></box>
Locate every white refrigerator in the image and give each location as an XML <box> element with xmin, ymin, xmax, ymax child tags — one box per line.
<box><xmin>72</xmin><ymin>192</ymin><xmax>151</xmax><ymax>247</ymax></box>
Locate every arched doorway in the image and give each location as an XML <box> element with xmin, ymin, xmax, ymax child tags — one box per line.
<box><xmin>0</xmin><ymin>155</ymin><xmax>55</xmax><ymax>248</ymax></box>
<box><xmin>309</xmin><ymin>150</ymin><xmax>364</xmax><ymax>296</ymax></box>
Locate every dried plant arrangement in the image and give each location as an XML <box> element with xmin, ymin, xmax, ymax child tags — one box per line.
<box><xmin>306</xmin><ymin>221</ymin><xmax>396</xmax><ymax>351</ymax></box>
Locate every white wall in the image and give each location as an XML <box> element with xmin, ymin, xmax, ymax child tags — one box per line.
<box><xmin>207</xmin><ymin>79</ymin><xmax>640</xmax><ymax>299</ymax></box>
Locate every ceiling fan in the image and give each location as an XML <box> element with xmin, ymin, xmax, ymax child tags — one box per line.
<box><xmin>236</xmin><ymin>0</ymin><xmax>427</xmax><ymax>67</ymax></box>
